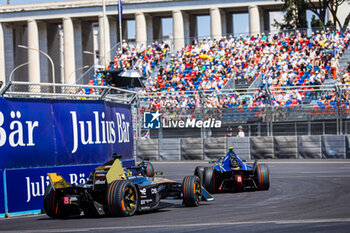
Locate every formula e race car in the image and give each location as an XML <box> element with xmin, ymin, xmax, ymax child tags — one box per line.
<box><xmin>194</xmin><ymin>147</ymin><xmax>270</xmax><ymax>193</ymax></box>
<box><xmin>44</xmin><ymin>155</ymin><xmax>214</xmax><ymax>218</ymax></box>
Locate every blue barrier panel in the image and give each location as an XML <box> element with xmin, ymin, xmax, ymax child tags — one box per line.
<box><xmin>51</xmin><ymin>100</ymin><xmax>133</xmax><ymax>165</ymax></box>
<box><xmin>5</xmin><ymin>160</ymin><xmax>134</xmax><ymax>216</ymax></box>
<box><xmin>0</xmin><ymin>169</ymin><xmax>4</xmax><ymax>217</ymax></box>
<box><xmin>0</xmin><ymin>98</ymin><xmax>134</xmax><ymax>169</ymax></box>
<box><xmin>0</xmin><ymin>98</ymin><xmax>56</xmax><ymax>168</ymax></box>
<box><xmin>5</xmin><ymin>165</ymin><xmax>96</xmax><ymax>215</ymax></box>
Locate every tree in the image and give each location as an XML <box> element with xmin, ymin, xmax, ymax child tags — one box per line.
<box><xmin>304</xmin><ymin>0</ymin><xmax>328</xmax><ymax>27</ymax></box>
<box><xmin>325</xmin><ymin>0</ymin><xmax>347</xmax><ymax>30</ymax></box>
<box><xmin>277</xmin><ymin>0</ymin><xmax>350</xmax><ymax>30</ymax></box>
<box><xmin>274</xmin><ymin>0</ymin><xmax>307</xmax><ymax>29</ymax></box>
<box><xmin>344</xmin><ymin>14</ymin><xmax>350</xmax><ymax>31</ymax></box>
<box><xmin>311</xmin><ymin>15</ymin><xmax>322</xmax><ymax>28</ymax></box>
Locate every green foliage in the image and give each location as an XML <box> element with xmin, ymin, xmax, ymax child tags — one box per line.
<box><xmin>277</xmin><ymin>0</ymin><xmax>349</xmax><ymax>30</ymax></box>
<box><xmin>275</xmin><ymin>0</ymin><xmax>307</xmax><ymax>30</ymax></box>
<box><xmin>311</xmin><ymin>15</ymin><xmax>323</xmax><ymax>28</ymax></box>
<box><xmin>325</xmin><ymin>20</ymin><xmax>334</xmax><ymax>27</ymax></box>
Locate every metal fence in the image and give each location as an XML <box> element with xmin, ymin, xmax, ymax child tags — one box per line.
<box><xmin>135</xmin><ymin>84</ymin><xmax>350</xmax><ymax>138</ymax></box>
<box><xmin>0</xmin><ymin>81</ymin><xmax>138</xmax><ymax>103</ymax></box>
<box><xmin>0</xmin><ymin>81</ymin><xmax>140</xmax><ymax>141</ymax></box>
<box><xmin>2</xmin><ymin>81</ymin><xmax>350</xmax><ymax>139</ymax></box>
<box><xmin>136</xmin><ymin>135</ymin><xmax>349</xmax><ymax>161</ymax></box>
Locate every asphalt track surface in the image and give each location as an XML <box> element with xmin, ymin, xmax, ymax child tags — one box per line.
<box><xmin>1</xmin><ymin>160</ymin><xmax>350</xmax><ymax>233</ymax></box>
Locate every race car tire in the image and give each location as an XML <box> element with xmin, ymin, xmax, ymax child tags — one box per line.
<box><xmin>43</xmin><ymin>184</ymin><xmax>67</xmax><ymax>218</ymax></box>
<box><xmin>203</xmin><ymin>167</ymin><xmax>217</xmax><ymax>193</ymax></box>
<box><xmin>182</xmin><ymin>176</ymin><xmax>202</xmax><ymax>207</ymax></box>
<box><xmin>107</xmin><ymin>180</ymin><xmax>139</xmax><ymax>217</ymax></box>
<box><xmin>255</xmin><ymin>164</ymin><xmax>270</xmax><ymax>190</ymax></box>
<box><xmin>194</xmin><ymin>166</ymin><xmax>205</xmax><ymax>185</ymax></box>
<box><xmin>145</xmin><ymin>162</ymin><xmax>155</xmax><ymax>177</ymax></box>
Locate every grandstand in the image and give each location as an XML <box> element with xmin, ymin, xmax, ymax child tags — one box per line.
<box><xmin>2</xmin><ymin>28</ymin><xmax>349</xmax><ymax>138</ymax></box>
<box><xmin>79</xmin><ymin>28</ymin><xmax>350</xmax><ymax>138</ymax></box>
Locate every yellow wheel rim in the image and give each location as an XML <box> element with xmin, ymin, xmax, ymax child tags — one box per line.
<box><xmin>124</xmin><ymin>185</ymin><xmax>137</xmax><ymax>212</ymax></box>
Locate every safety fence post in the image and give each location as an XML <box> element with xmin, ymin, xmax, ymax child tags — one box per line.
<box><xmin>0</xmin><ymin>170</ymin><xmax>5</xmax><ymax>218</ymax></box>
<box><xmin>265</xmin><ymin>85</ymin><xmax>273</xmax><ymax>136</ymax></box>
<box><xmin>3</xmin><ymin>169</ymin><xmax>8</xmax><ymax>218</ymax></box>
<box><xmin>200</xmin><ymin>91</ymin><xmax>205</xmax><ymax>139</ymax></box>
<box><xmin>335</xmin><ymin>84</ymin><xmax>341</xmax><ymax>135</ymax></box>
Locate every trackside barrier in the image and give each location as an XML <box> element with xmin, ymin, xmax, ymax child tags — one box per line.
<box><xmin>226</xmin><ymin>137</ymin><xmax>251</xmax><ymax>160</ymax></box>
<box><xmin>135</xmin><ymin>136</ymin><xmax>350</xmax><ymax>160</ymax></box>
<box><xmin>274</xmin><ymin>136</ymin><xmax>298</xmax><ymax>159</ymax></box>
<box><xmin>159</xmin><ymin>139</ymin><xmax>181</xmax><ymax>161</ymax></box>
<box><xmin>136</xmin><ymin>139</ymin><xmax>159</xmax><ymax>160</ymax></box>
<box><xmin>0</xmin><ymin>98</ymin><xmax>134</xmax><ymax>169</ymax></box>
<box><xmin>204</xmin><ymin>138</ymin><xmax>226</xmax><ymax>160</ymax></box>
<box><xmin>298</xmin><ymin>136</ymin><xmax>322</xmax><ymax>159</ymax></box>
<box><xmin>0</xmin><ymin>169</ymin><xmax>4</xmax><ymax>218</ymax></box>
<box><xmin>346</xmin><ymin>136</ymin><xmax>350</xmax><ymax>159</ymax></box>
<box><xmin>4</xmin><ymin>165</ymin><xmax>96</xmax><ymax>216</ymax></box>
<box><xmin>322</xmin><ymin>136</ymin><xmax>346</xmax><ymax>159</ymax></box>
<box><xmin>1</xmin><ymin>161</ymin><xmax>134</xmax><ymax>217</ymax></box>
<box><xmin>181</xmin><ymin>138</ymin><xmax>204</xmax><ymax>160</ymax></box>
<box><xmin>250</xmin><ymin>137</ymin><xmax>275</xmax><ymax>159</ymax></box>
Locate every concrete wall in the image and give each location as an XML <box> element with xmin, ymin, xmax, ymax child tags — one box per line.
<box><xmin>136</xmin><ymin>138</ymin><xmax>159</xmax><ymax>160</ymax></box>
<box><xmin>322</xmin><ymin>135</ymin><xmax>346</xmax><ymax>159</ymax></box>
<box><xmin>227</xmin><ymin>137</ymin><xmax>250</xmax><ymax>160</ymax></box>
<box><xmin>181</xmin><ymin>138</ymin><xmax>203</xmax><ymax>160</ymax></box>
<box><xmin>251</xmin><ymin>136</ymin><xmax>274</xmax><ymax>159</ymax></box>
<box><xmin>204</xmin><ymin>137</ymin><xmax>226</xmax><ymax>160</ymax></box>
<box><xmin>159</xmin><ymin>138</ymin><xmax>181</xmax><ymax>160</ymax></box>
<box><xmin>298</xmin><ymin>136</ymin><xmax>322</xmax><ymax>159</ymax></box>
<box><xmin>274</xmin><ymin>136</ymin><xmax>298</xmax><ymax>159</ymax></box>
<box><xmin>135</xmin><ymin>136</ymin><xmax>350</xmax><ymax>160</ymax></box>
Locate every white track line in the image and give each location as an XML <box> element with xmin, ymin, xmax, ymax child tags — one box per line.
<box><xmin>6</xmin><ymin>218</ymin><xmax>350</xmax><ymax>233</ymax></box>
<box><xmin>274</xmin><ymin>175</ymin><xmax>350</xmax><ymax>178</ymax></box>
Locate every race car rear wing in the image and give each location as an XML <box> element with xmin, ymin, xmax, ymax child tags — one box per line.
<box><xmin>47</xmin><ymin>173</ymin><xmax>71</xmax><ymax>190</ymax></box>
<box><xmin>105</xmin><ymin>157</ymin><xmax>126</xmax><ymax>183</ymax></box>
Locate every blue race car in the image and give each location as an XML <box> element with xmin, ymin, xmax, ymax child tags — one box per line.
<box><xmin>194</xmin><ymin>147</ymin><xmax>270</xmax><ymax>193</ymax></box>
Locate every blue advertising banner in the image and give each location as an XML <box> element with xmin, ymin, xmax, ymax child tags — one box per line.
<box><xmin>52</xmin><ymin>100</ymin><xmax>133</xmax><ymax>165</ymax></box>
<box><xmin>0</xmin><ymin>169</ymin><xmax>4</xmax><ymax>217</ymax></box>
<box><xmin>0</xmin><ymin>98</ymin><xmax>134</xmax><ymax>169</ymax></box>
<box><xmin>0</xmin><ymin>98</ymin><xmax>56</xmax><ymax>168</ymax></box>
<box><xmin>5</xmin><ymin>164</ymin><xmax>98</xmax><ymax>214</ymax></box>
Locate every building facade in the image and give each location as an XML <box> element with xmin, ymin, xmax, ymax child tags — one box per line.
<box><xmin>0</xmin><ymin>0</ymin><xmax>348</xmax><ymax>85</ymax></box>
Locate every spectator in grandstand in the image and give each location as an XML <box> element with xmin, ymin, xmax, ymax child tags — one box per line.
<box><xmin>226</xmin><ymin>127</ymin><xmax>233</xmax><ymax>137</ymax></box>
<box><xmin>330</xmin><ymin>58</ymin><xmax>339</xmax><ymax>79</ymax></box>
<box><xmin>237</xmin><ymin>125</ymin><xmax>245</xmax><ymax>137</ymax></box>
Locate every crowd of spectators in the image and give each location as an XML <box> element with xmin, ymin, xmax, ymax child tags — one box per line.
<box><xmin>109</xmin><ymin>40</ymin><xmax>170</xmax><ymax>77</ymax></box>
<box><xmin>84</xmin><ymin>40</ymin><xmax>170</xmax><ymax>94</ymax></box>
<box><xmin>87</xmin><ymin>29</ymin><xmax>350</xmax><ymax>114</ymax></box>
<box><xmin>141</xmin><ymin>29</ymin><xmax>349</xmax><ymax>112</ymax></box>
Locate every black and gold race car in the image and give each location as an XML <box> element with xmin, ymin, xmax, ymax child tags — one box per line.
<box><xmin>44</xmin><ymin>155</ymin><xmax>214</xmax><ymax>218</ymax></box>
